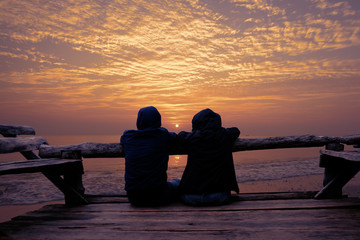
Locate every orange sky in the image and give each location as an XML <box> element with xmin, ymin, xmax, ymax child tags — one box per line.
<box><xmin>0</xmin><ymin>0</ymin><xmax>359</xmax><ymax>137</ymax></box>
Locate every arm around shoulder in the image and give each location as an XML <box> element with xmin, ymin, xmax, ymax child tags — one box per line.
<box><xmin>177</xmin><ymin>131</ymin><xmax>192</xmax><ymax>146</ymax></box>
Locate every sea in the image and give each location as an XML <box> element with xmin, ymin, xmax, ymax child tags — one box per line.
<box><xmin>0</xmin><ymin>134</ymin><xmax>335</xmax><ymax>206</ymax></box>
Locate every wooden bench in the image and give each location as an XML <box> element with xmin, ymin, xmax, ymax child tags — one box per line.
<box><xmin>0</xmin><ymin>125</ymin><xmax>88</xmax><ymax>205</ymax></box>
<box><xmin>316</xmin><ymin>144</ymin><xmax>360</xmax><ymax>199</ymax></box>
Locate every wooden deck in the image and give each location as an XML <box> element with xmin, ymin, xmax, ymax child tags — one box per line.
<box><xmin>1</xmin><ymin>194</ymin><xmax>360</xmax><ymax>240</ymax></box>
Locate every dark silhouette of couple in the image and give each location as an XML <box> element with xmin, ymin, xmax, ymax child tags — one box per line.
<box><xmin>121</xmin><ymin>106</ymin><xmax>240</xmax><ymax>206</ymax></box>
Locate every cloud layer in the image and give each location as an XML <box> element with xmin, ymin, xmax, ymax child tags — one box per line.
<box><xmin>0</xmin><ymin>0</ymin><xmax>359</xmax><ymax>135</ymax></box>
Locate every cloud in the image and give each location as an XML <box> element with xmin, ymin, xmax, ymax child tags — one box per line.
<box><xmin>0</xmin><ymin>0</ymin><xmax>359</xmax><ymax>135</ymax></box>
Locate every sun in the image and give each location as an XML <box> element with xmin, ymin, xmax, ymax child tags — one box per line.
<box><xmin>175</xmin><ymin>124</ymin><xmax>179</xmax><ymax>128</ymax></box>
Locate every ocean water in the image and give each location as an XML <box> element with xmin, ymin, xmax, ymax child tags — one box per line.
<box><xmin>0</xmin><ymin>135</ymin><xmax>326</xmax><ymax>205</ymax></box>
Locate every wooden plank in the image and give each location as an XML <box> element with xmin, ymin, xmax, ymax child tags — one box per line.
<box><xmin>0</xmin><ymin>137</ymin><xmax>48</xmax><ymax>154</ymax></box>
<box><xmin>320</xmin><ymin>149</ymin><xmax>360</xmax><ymax>162</ymax></box>
<box><xmin>38</xmin><ymin>134</ymin><xmax>360</xmax><ymax>158</ymax></box>
<box><xmin>1</xmin><ymin>199</ymin><xmax>360</xmax><ymax>240</ymax></box>
<box><xmin>17</xmin><ymin>198</ymin><xmax>360</xmax><ymax>214</ymax></box>
<box><xmin>2</xmin><ymin>222</ymin><xmax>358</xmax><ymax>240</ymax></box>
<box><xmin>88</xmin><ymin>200</ymin><xmax>360</xmax><ymax>213</ymax></box>
<box><xmin>84</xmin><ymin>192</ymin><xmax>317</xmax><ymax>204</ymax></box>
<box><xmin>85</xmin><ymin>195</ymin><xmax>128</xmax><ymax>204</ymax></box>
<box><xmin>0</xmin><ymin>125</ymin><xmax>35</xmax><ymax>136</ymax></box>
<box><xmin>235</xmin><ymin>191</ymin><xmax>317</xmax><ymax>201</ymax></box>
<box><xmin>0</xmin><ymin>159</ymin><xmax>82</xmax><ymax>175</ymax></box>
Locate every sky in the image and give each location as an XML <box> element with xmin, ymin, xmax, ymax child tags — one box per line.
<box><xmin>0</xmin><ymin>0</ymin><xmax>359</xmax><ymax>137</ymax></box>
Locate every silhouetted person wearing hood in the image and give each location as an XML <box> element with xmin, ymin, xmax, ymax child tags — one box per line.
<box><xmin>121</xmin><ymin>106</ymin><xmax>179</xmax><ymax>206</ymax></box>
<box><xmin>178</xmin><ymin>108</ymin><xmax>240</xmax><ymax>206</ymax></box>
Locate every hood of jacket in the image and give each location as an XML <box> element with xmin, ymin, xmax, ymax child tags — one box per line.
<box><xmin>136</xmin><ymin>106</ymin><xmax>162</xmax><ymax>130</ymax></box>
<box><xmin>192</xmin><ymin>108</ymin><xmax>221</xmax><ymax>131</ymax></box>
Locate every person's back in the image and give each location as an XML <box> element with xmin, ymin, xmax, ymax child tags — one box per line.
<box><xmin>178</xmin><ymin>108</ymin><xmax>240</xmax><ymax>206</ymax></box>
<box><xmin>120</xmin><ymin>106</ymin><xmax>179</xmax><ymax>206</ymax></box>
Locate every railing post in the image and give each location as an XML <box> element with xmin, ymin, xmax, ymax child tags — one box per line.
<box><xmin>61</xmin><ymin>150</ymin><xmax>86</xmax><ymax>204</ymax></box>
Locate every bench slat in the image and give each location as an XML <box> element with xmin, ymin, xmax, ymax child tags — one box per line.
<box><xmin>0</xmin><ymin>137</ymin><xmax>48</xmax><ymax>154</ymax></box>
<box><xmin>320</xmin><ymin>150</ymin><xmax>360</xmax><ymax>162</ymax></box>
<box><xmin>0</xmin><ymin>159</ymin><xmax>82</xmax><ymax>175</ymax></box>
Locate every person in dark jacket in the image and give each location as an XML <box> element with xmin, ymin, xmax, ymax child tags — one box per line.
<box><xmin>178</xmin><ymin>108</ymin><xmax>240</xmax><ymax>206</ymax></box>
<box><xmin>120</xmin><ymin>106</ymin><xmax>179</xmax><ymax>206</ymax></box>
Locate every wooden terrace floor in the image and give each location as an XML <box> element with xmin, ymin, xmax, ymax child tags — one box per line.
<box><xmin>1</xmin><ymin>193</ymin><xmax>360</xmax><ymax>240</ymax></box>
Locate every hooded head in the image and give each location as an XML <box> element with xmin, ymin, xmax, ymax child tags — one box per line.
<box><xmin>192</xmin><ymin>108</ymin><xmax>222</xmax><ymax>131</ymax></box>
<box><xmin>136</xmin><ymin>106</ymin><xmax>162</xmax><ymax>130</ymax></box>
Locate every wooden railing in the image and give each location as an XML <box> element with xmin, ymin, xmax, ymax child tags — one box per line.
<box><xmin>38</xmin><ymin>134</ymin><xmax>360</xmax><ymax>158</ymax></box>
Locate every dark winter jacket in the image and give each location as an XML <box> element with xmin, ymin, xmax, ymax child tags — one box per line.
<box><xmin>120</xmin><ymin>106</ymin><xmax>177</xmax><ymax>192</ymax></box>
<box><xmin>179</xmin><ymin>109</ymin><xmax>240</xmax><ymax>194</ymax></box>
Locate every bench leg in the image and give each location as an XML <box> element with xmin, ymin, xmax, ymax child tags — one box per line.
<box><xmin>315</xmin><ymin>165</ymin><xmax>359</xmax><ymax>199</ymax></box>
<box><xmin>315</xmin><ymin>143</ymin><xmax>360</xmax><ymax>199</ymax></box>
<box><xmin>43</xmin><ymin>171</ymin><xmax>88</xmax><ymax>205</ymax></box>
<box><xmin>20</xmin><ymin>150</ymin><xmax>88</xmax><ymax>205</ymax></box>
<box><xmin>61</xmin><ymin>150</ymin><xmax>87</xmax><ymax>205</ymax></box>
